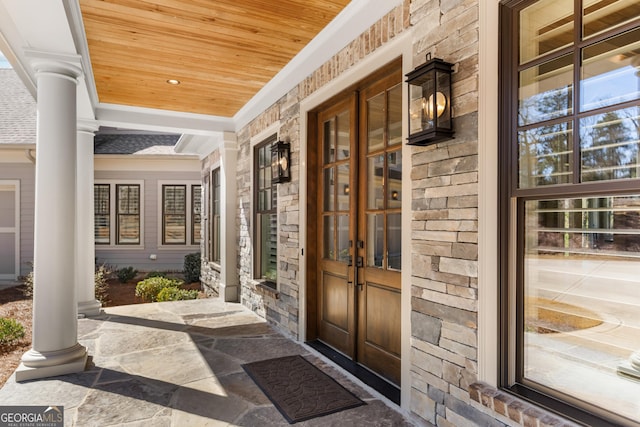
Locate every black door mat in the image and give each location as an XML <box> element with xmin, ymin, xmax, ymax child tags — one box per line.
<box><xmin>242</xmin><ymin>355</ymin><xmax>365</xmax><ymax>424</ymax></box>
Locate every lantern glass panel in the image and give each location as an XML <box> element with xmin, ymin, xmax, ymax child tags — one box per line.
<box><xmin>436</xmin><ymin>70</ymin><xmax>451</xmax><ymax>129</ymax></box>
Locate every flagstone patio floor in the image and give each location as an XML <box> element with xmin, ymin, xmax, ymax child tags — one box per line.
<box><xmin>0</xmin><ymin>298</ymin><xmax>420</xmax><ymax>426</ymax></box>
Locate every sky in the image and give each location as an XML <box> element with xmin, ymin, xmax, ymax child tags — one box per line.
<box><xmin>0</xmin><ymin>52</ymin><xmax>11</xmax><ymax>68</ymax></box>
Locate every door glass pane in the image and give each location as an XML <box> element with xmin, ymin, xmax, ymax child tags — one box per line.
<box><xmin>519</xmin><ymin>54</ymin><xmax>573</xmax><ymax>126</ymax></box>
<box><xmin>337</xmin><ymin>110</ymin><xmax>350</xmax><ymax>160</ymax></box>
<box><xmin>388</xmin><ymin>151</ymin><xmax>402</xmax><ymax>209</ymax></box>
<box><xmin>581</xmin><ymin>106</ymin><xmax>640</xmax><ymax>182</ymax></box>
<box><xmin>523</xmin><ymin>195</ymin><xmax>640</xmax><ymax>421</ymax></box>
<box><xmin>367</xmin><ymin>213</ymin><xmax>384</xmax><ymax>268</ymax></box>
<box><xmin>367</xmin><ymin>155</ymin><xmax>385</xmax><ymax>209</ymax></box>
<box><xmin>387</xmin><ymin>213</ymin><xmax>401</xmax><ymax>271</ymax></box>
<box><xmin>583</xmin><ymin>0</ymin><xmax>640</xmax><ymax>39</ymax></box>
<box><xmin>388</xmin><ymin>84</ymin><xmax>403</xmax><ymax>146</ymax></box>
<box><xmin>324</xmin><ymin>118</ymin><xmax>336</xmax><ymax>164</ymax></box>
<box><xmin>323</xmin><ymin>215</ymin><xmax>335</xmax><ymax>260</ymax></box>
<box><xmin>368</xmin><ymin>92</ymin><xmax>385</xmax><ymax>152</ymax></box>
<box><xmin>581</xmin><ymin>28</ymin><xmax>640</xmax><ymax>112</ymax></box>
<box><xmin>337</xmin><ymin>164</ymin><xmax>350</xmax><ymax>211</ymax></box>
<box><xmin>337</xmin><ymin>215</ymin><xmax>350</xmax><ymax>263</ymax></box>
<box><xmin>518</xmin><ymin>121</ymin><xmax>572</xmax><ymax>188</ymax></box>
<box><xmin>519</xmin><ymin>0</ymin><xmax>573</xmax><ymax>64</ymax></box>
<box><xmin>324</xmin><ymin>168</ymin><xmax>335</xmax><ymax>211</ymax></box>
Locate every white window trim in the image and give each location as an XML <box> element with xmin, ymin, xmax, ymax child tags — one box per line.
<box><xmin>250</xmin><ymin>123</ymin><xmax>281</xmax><ymax>286</ymax></box>
<box><xmin>477</xmin><ymin>0</ymin><xmax>500</xmax><ymax>387</ymax></box>
<box><xmin>156</xmin><ymin>180</ymin><xmax>201</xmax><ymax>250</ymax></box>
<box><xmin>94</xmin><ymin>179</ymin><xmax>145</xmax><ymax>250</ymax></box>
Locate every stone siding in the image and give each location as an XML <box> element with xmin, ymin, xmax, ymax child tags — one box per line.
<box><xmin>409</xmin><ymin>0</ymin><xmax>484</xmax><ymax>426</ymax></box>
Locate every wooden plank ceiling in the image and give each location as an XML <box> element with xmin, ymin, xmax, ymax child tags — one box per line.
<box><xmin>80</xmin><ymin>0</ymin><xmax>350</xmax><ymax>117</ymax></box>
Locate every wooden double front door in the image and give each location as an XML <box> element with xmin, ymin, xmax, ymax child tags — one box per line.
<box><xmin>314</xmin><ymin>67</ymin><xmax>402</xmax><ymax>385</ymax></box>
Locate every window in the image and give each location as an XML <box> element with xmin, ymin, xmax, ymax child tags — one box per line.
<box><xmin>211</xmin><ymin>169</ymin><xmax>221</xmax><ymax>263</ymax></box>
<box><xmin>162</xmin><ymin>185</ymin><xmax>187</xmax><ymax>244</ymax></box>
<box><xmin>254</xmin><ymin>136</ymin><xmax>278</xmax><ymax>283</ymax></box>
<box><xmin>94</xmin><ymin>184</ymin><xmax>110</xmax><ymax>244</ymax></box>
<box><xmin>116</xmin><ymin>184</ymin><xmax>140</xmax><ymax>245</ymax></box>
<box><xmin>160</xmin><ymin>183</ymin><xmax>201</xmax><ymax>246</ymax></box>
<box><xmin>192</xmin><ymin>185</ymin><xmax>201</xmax><ymax>245</ymax></box>
<box><xmin>94</xmin><ymin>182</ymin><xmax>143</xmax><ymax>246</ymax></box>
<box><xmin>500</xmin><ymin>1</ymin><xmax>640</xmax><ymax>425</ymax></box>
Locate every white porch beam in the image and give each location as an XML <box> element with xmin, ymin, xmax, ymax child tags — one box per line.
<box><xmin>16</xmin><ymin>52</ymin><xmax>88</xmax><ymax>381</ymax></box>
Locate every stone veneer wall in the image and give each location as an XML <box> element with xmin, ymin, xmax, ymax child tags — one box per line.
<box><xmin>234</xmin><ymin>2</ymin><xmax>410</xmax><ymax>340</ymax></box>
<box><xmin>408</xmin><ymin>0</ymin><xmax>491</xmax><ymax>425</ymax></box>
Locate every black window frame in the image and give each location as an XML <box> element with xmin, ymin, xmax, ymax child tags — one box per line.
<box><xmin>191</xmin><ymin>184</ymin><xmax>202</xmax><ymax>246</ymax></box>
<box><xmin>254</xmin><ymin>135</ymin><xmax>278</xmax><ymax>285</ymax></box>
<box><xmin>211</xmin><ymin>168</ymin><xmax>221</xmax><ymax>264</ymax></box>
<box><xmin>94</xmin><ymin>183</ymin><xmax>110</xmax><ymax>245</ymax></box>
<box><xmin>116</xmin><ymin>184</ymin><xmax>141</xmax><ymax>245</ymax></box>
<box><xmin>162</xmin><ymin>184</ymin><xmax>187</xmax><ymax>245</ymax></box>
<box><xmin>499</xmin><ymin>1</ymin><xmax>640</xmax><ymax>426</ymax></box>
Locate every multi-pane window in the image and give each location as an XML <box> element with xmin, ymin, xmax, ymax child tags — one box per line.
<box><xmin>94</xmin><ymin>184</ymin><xmax>110</xmax><ymax>244</ymax></box>
<box><xmin>501</xmin><ymin>1</ymin><xmax>640</xmax><ymax>425</ymax></box>
<box><xmin>161</xmin><ymin>184</ymin><xmax>201</xmax><ymax>245</ymax></box>
<box><xmin>255</xmin><ymin>136</ymin><xmax>278</xmax><ymax>283</ymax></box>
<box><xmin>211</xmin><ymin>169</ymin><xmax>221</xmax><ymax>263</ymax></box>
<box><xmin>192</xmin><ymin>185</ymin><xmax>201</xmax><ymax>245</ymax></box>
<box><xmin>116</xmin><ymin>184</ymin><xmax>140</xmax><ymax>245</ymax></box>
<box><xmin>163</xmin><ymin>185</ymin><xmax>187</xmax><ymax>244</ymax></box>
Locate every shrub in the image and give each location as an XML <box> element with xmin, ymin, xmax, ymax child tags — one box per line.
<box><xmin>145</xmin><ymin>271</ymin><xmax>166</xmax><ymax>279</ymax></box>
<box><xmin>135</xmin><ymin>277</ymin><xmax>183</xmax><ymax>302</ymax></box>
<box><xmin>156</xmin><ymin>287</ymin><xmax>199</xmax><ymax>302</ymax></box>
<box><xmin>21</xmin><ymin>271</ymin><xmax>34</xmax><ymax>298</ymax></box>
<box><xmin>183</xmin><ymin>252</ymin><xmax>201</xmax><ymax>283</ymax></box>
<box><xmin>117</xmin><ymin>266</ymin><xmax>138</xmax><ymax>283</ymax></box>
<box><xmin>94</xmin><ymin>264</ymin><xmax>112</xmax><ymax>304</ymax></box>
<box><xmin>0</xmin><ymin>318</ymin><xmax>25</xmax><ymax>346</ymax></box>
<box><xmin>22</xmin><ymin>263</ymin><xmax>112</xmax><ymax>303</ymax></box>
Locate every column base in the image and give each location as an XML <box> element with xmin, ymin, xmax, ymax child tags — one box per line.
<box><xmin>219</xmin><ymin>282</ymin><xmax>238</xmax><ymax>302</ymax></box>
<box><xmin>618</xmin><ymin>351</ymin><xmax>640</xmax><ymax>380</ymax></box>
<box><xmin>16</xmin><ymin>343</ymin><xmax>88</xmax><ymax>382</ymax></box>
<box><xmin>78</xmin><ymin>299</ymin><xmax>102</xmax><ymax>317</ymax></box>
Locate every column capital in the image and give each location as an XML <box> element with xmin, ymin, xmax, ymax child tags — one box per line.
<box><xmin>77</xmin><ymin>119</ymin><xmax>99</xmax><ymax>135</ymax></box>
<box><xmin>222</xmin><ymin>131</ymin><xmax>238</xmax><ymax>151</ymax></box>
<box><xmin>25</xmin><ymin>49</ymin><xmax>82</xmax><ymax>82</ymax></box>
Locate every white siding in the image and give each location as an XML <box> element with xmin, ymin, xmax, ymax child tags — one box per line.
<box><xmin>94</xmin><ymin>169</ymin><xmax>201</xmax><ymax>272</ymax></box>
<box><xmin>0</xmin><ymin>161</ymin><xmax>35</xmax><ymax>277</ymax></box>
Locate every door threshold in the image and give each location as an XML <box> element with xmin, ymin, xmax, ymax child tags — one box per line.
<box><xmin>306</xmin><ymin>340</ymin><xmax>400</xmax><ymax>405</ymax></box>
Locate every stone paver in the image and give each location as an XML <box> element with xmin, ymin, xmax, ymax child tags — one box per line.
<box><xmin>0</xmin><ymin>299</ymin><xmax>419</xmax><ymax>426</ymax></box>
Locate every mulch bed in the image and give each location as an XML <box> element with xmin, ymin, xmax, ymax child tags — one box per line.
<box><xmin>0</xmin><ymin>278</ymin><xmax>203</xmax><ymax>388</ymax></box>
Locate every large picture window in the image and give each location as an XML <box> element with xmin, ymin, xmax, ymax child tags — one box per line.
<box><xmin>500</xmin><ymin>1</ymin><xmax>640</xmax><ymax>425</ymax></box>
<box><xmin>254</xmin><ymin>136</ymin><xmax>278</xmax><ymax>283</ymax></box>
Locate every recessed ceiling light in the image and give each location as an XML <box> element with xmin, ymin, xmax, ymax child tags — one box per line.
<box><xmin>166</xmin><ymin>79</ymin><xmax>180</xmax><ymax>85</ymax></box>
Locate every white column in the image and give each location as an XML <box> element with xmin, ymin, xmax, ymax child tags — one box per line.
<box><xmin>16</xmin><ymin>53</ymin><xmax>88</xmax><ymax>381</ymax></box>
<box><xmin>220</xmin><ymin>132</ymin><xmax>239</xmax><ymax>302</ymax></box>
<box><xmin>77</xmin><ymin>120</ymin><xmax>101</xmax><ymax>316</ymax></box>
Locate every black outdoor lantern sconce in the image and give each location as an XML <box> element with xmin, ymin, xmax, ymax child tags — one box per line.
<box><xmin>406</xmin><ymin>54</ymin><xmax>454</xmax><ymax>145</ymax></box>
<box><xmin>271</xmin><ymin>140</ymin><xmax>291</xmax><ymax>183</ymax></box>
